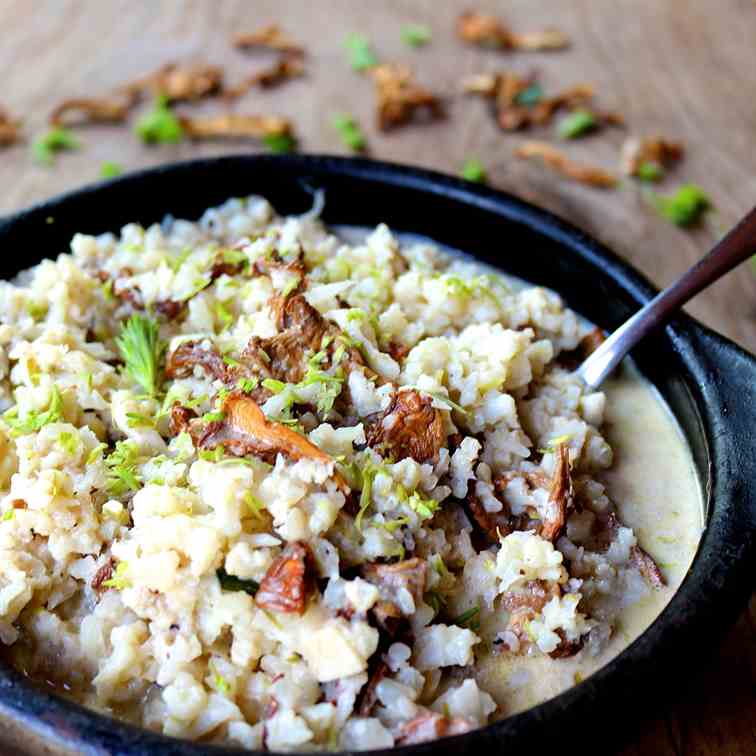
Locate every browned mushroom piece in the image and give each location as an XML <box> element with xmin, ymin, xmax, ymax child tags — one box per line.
<box><xmin>165</xmin><ymin>341</ymin><xmax>229</xmax><ymax>382</ymax></box>
<box><xmin>125</xmin><ymin>63</ymin><xmax>224</xmax><ymax>103</ymax></box>
<box><xmin>225</xmin><ymin>57</ymin><xmax>304</xmax><ymax>99</ymax></box>
<box><xmin>579</xmin><ymin>326</ymin><xmax>606</xmax><ymax>358</ymax></box>
<box><xmin>395</xmin><ymin>710</ymin><xmax>475</xmax><ymax>745</ymax></box>
<box><xmin>620</xmin><ymin>136</ymin><xmax>684</xmax><ymax>178</ymax></box>
<box><xmin>232</xmin><ymin>25</ymin><xmax>304</xmax><ymax>55</ymax></box>
<box><xmin>370</xmin><ymin>64</ymin><xmax>443</xmax><ymax>131</ymax></box>
<box><xmin>464</xmin><ymin>483</ymin><xmax>512</xmax><ymax>545</ymax></box>
<box><xmin>192</xmin><ymin>391</ymin><xmax>348</xmax><ymax>491</ymax></box>
<box><xmin>356</xmin><ymin>660</ymin><xmax>390</xmax><ymax>717</ymax></box>
<box><xmin>539</xmin><ymin>442</ymin><xmax>573</xmax><ymax>542</ymax></box>
<box><xmin>0</xmin><ymin>108</ymin><xmax>22</xmax><ymax>146</ymax></box>
<box><xmin>514</xmin><ymin>141</ymin><xmax>617</xmax><ymax>188</ymax></box>
<box><xmin>457</xmin><ymin>11</ymin><xmax>569</xmax><ymax>51</ymax></box>
<box><xmin>630</xmin><ymin>545</ymin><xmax>666</xmax><ymax>589</ymax></box>
<box><xmin>169</xmin><ymin>404</ymin><xmax>196</xmax><ymax>436</ymax></box>
<box><xmin>255</xmin><ymin>541</ymin><xmax>313</xmax><ymax>614</ymax></box>
<box><xmin>366</xmin><ymin>389</ymin><xmax>445</xmax><ymax>463</ymax></box>
<box><xmin>154</xmin><ymin>299</ymin><xmax>186</xmax><ymax>321</ymax></box>
<box><xmin>464</xmin><ymin>72</ymin><xmax>594</xmax><ymax>132</ymax></box>
<box><xmin>547</xmin><ymin>630</ymin><xmax>585</xmax><ymax>659</ymax></box>
<box><xmin>361</xmin><ymin>558</ymin><xmax>427</xmax><ymax>636</ymax></box>
<box><xmin>361</xmin><ymin>558</ymin><xmax>427</xmax><ymax>607</ymax></box>
<box><xmin>179</xmin><ymin>114</ymin><xmax>293</xmax><ymax>141</ymax></box>
<box><xmin>91</xmin><ymin>557</ymin><xmax>116</xmax><ymax>591</ymax></box>
<box><xmin>49</xmin><ymin>96</ymin><xmax>134</xmax><ymax>127</ymax></box>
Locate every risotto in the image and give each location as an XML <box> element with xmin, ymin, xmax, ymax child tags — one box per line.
<box><xmin>0</xmin><ymin>196</ymin><xmax>702</xmax><ymax>750</ymax></box>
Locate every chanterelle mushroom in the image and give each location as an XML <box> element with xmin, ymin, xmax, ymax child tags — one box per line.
<box><xmin>193</xmin><ymin>391</ymin><xmax>348</xmax><ymax>491</ymax></box>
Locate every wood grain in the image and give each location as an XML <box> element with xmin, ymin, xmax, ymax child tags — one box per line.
<box><xmin>0</xmin><ymin>1</ymin><xmax>754</xmax><ymax>754</ymax></box>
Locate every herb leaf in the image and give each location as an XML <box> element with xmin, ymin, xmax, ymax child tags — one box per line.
<box><xmin>32</xmin><ymin>128</ymin><xmax>80</xmax><ymax>165</ymax></box>
<box><xmin>452</xmin><ymin>605</ymin><xmax>480</xmax><ymax>629</ymax></box>
<box><xmin>557</xmin><ymin>109</ymin><xmax>597</xmax><ymax>139</ymax></box>
<box><xmin>651</xmin><ymin>184</ymin><xmax>711</xmax><ymax>227</ymax></box>
<box><xmin>636</xmin><ymin>161</ymin><xmax>663</xmax><ymax>183</ymax></box>
<box><xmin>134</xmin><ymin>95</ymin><xmax>184</xmax><ymax>145</ymax></box>
<box><xmin>461</xmin><ymin>158</ymin><xmax>486</xmax><ymax>183</ymax></box>
<box><xmin>100</xmin><ymin>161</ymin><xmax>123</xmax><ymax>178</ymax></box>
<box><xmin>262</xmin><ymin>132</ymin><xmax>297</xmax><ymax>154</ymax></box>
<box><xmin>2</xmin><ymin>385</ymin><xmax>65</xmax><ymax>436</ymax></box>
<box><xmin>345</xmin><ymin>33</ymin><xmax>378</xmax><ymax>71</ymax></box>
<box><xmin>217</xmin><ymin>567</ymin><xmax>259</xmax><ymax>595</ymax></box>
<box><xmin>115</xmin><ymin>314</ymin><xmax>166</xmax><ymax>396</ymax></box>
<box><xmin>332</xmin><ymin>114</ymin><xmax>367</xmax><ymax>152</ymax></box>
<box><xmin>401</xmin><ymin>25</ymin><xmax>432</xmax><ymax>47</ymax></box>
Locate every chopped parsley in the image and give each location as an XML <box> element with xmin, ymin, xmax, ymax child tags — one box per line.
<box><xmin>407</xmin><ymin>490</ymin><xmax>440</xmax><ymax>520</ymax></box>
<box><xmin>557</xmin><ymin>109</ymin><xmax>597</xmax><ymax>139</ymax></box>
<box><xmin>345</xmin><ymin>33</ymin><xmax>378</xmax><ymax>71</ymax></box>
<box><xmin>134</xmin><ymin>95</ymin><xmax>184</xmax><ymax>145</ymax></box>
<box><xmin>332</xmin><ymin>114</ymin><xmax>367</xmax><ymax>152</ymax></box>
<box><xmin>637</xmin><ymin>161</ymin><xmax>663</xmax><ymax>183</ymax></box>
<box><xmin>115</xmin><ymin>314</ymin><xmax>166</xmax><ymax>397</ymax></box>
<box><xmin>213</xmin><ymin>673</ymin><xmax>230</xmax><ymax>695</ymax></box>
<box><xmin>214</xmin><ymin>301</ymin><xmax>234</xmax><ymax>331</ymax></box>
<box><xmin>57</xmin><ymin>430</ymin><xmax>79</xmax><ymax>455</ymax></box>
<box><xmin>32</xmin><ymin>127</ymin><xmax>80</xmax><ymax>165</ymax></box>
<box><xmin>452</xmin><ymin>605</ymin><xmax>480</xmax><ymax>630</ymax></box>
<box><xmin>86</xmin><ymin>442</ymin><xmax>108</xmax><ymax>465</ymax></box>
<box><xmin>515</xmin><ymin>83</ymin><xmax>544</xmax><ymax>106</ymax></box>
<box><xmin>262</xmin><ymin>378</ymin><xmax>287</xmax><ymax>394</ymax></box>
<box><xmin>401</xmin><ymin>24</ymin><xmax>431</xmax><ymax>47</ymax></box>
<box><xmin>355</xmin><ymin>463</ymin><xmax>378</xmax><ymax>531</ymax></box>
<box><xmin>125</xmin><ymin>412</ymin><xmax>156</xmax><ymax>429</ymax></box>
<box><xmin>102</xmin><ymin>561</ymin><xmax>131</xmax><ymax>590</ymax></box>
<box><xmin>425</xmin><ymin>589</ymin><xmax>447</xmax><ymax>616</ymax></box>
<box><xmin>461</xmin><ymin>158</ymin><xmax>486</xmax><ymax>183</ymax></box>
<box><xmin>2</xmin><ymin>509</ymin><xmax>15</xmax><ymax>522</ymax></box>
<box><xmin>100</xmin><ymin>161</ymin><xmax>123</xmax><ymax>178</ymax></box>
<box><xmin>3</xmin><ymin>385</ymin><xmax>65</xmax><ymax>436</ymax></box>
<box><xmin>201</xmin><ymin>411</ymin><xmax>225</xmax><ymax>424</ymax></box>
<box><xmin>262</xmin><ymin>132</ymin><xmax>297</xmax><ymax>154</ymax></box>
<box><xmin>104</xmin><ymin>440</ymin><xmax>141</xmax><ymax>497</ymax></box>
<box><xmin>650</xmin><ymin>184</ymin><xmax>711</xmax><ymax>227</ymax></box>
<box><xmin>216</xmin><ymin>567</ymin><xmax>259</xmax><ymax>595</ymax></box>
<box><xmin>244</xmin><ymin>491</ymin><xmax>267</xmax><ymax>521</ymax></box>
<box><xmin>238</xmin><ymin>376</ymin><xmax>259</xmax><ymax>394</ymax></box>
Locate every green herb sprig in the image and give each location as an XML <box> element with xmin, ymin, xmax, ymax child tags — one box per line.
<box><xmin>32</xmin><ymin>128</ymin><xmax>80</xmax><ymax>165</ymax></box>
<box><xmin>115</xmin><ymin>314</ymin><xmax>166</xmax><ymax>396</ymax></box>
<box><xmin>135</xmin><ymin>95</ymin><xmax>184</xmax><ymax>145</ymax></box>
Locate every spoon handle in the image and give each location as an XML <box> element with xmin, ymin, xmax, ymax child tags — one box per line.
<box><xmin>577</xmin><ymin>205</ymin><xmax>756</xmax><ymax>389</ymax></box>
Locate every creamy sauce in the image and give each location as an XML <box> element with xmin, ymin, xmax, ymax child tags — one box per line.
<box><xmin>475</xmin><ymin>363</ymin><xmax>704</xmax><ymax>715</ymax></box>
<box><xmin>340</xmin><ymin>226</ymin><xmax>705</xmax><ymax>715</ymax></box>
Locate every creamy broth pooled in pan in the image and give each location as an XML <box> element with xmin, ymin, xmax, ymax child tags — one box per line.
<box><xmin>0</xmin><ymin>197</ymin><xmax>702</xmax><ymax>750</ymax></box>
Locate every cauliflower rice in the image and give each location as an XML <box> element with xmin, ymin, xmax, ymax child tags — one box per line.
<box><xmin>0</xmin><ymin>195</ymin><xmax>699</xmax><ymax>750</ymax></box>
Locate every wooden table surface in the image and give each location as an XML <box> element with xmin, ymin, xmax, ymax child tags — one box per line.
<box><xmin>1</xmin><ymin>1</ymin><xmax>754</xmax><ymax>753</ymax></box>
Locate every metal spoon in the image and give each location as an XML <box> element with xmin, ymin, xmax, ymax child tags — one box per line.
<box><xmin>577</xmin><ymin>206</ymin><xmax>756</xmax><ymax>389</ymax></box>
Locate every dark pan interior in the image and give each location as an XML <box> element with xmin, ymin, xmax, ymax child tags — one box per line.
<box><xmin>0</xmin><ymin>155</ymin><xmax>754</xmax><ymax>756</ymax></box>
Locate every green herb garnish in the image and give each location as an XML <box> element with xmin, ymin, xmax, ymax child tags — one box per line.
<box><xmin>202</xmin><ymin>411</ymin><xmax>225</xmax><ymax>424</ymax></box>
<box><xmin>262</xmin><ymin>132</ymin><xmax>296</xmax><ymax>154</ymax></box>
<box><xmin>345</xmin><ymin>33</ymin><xmax>378</xmax><ymax>71</ymax></box>
<box><xmin>100</xmin><ymin>161</ymin><xmax>123</xmax><ymax>178</ymax></box>
<box><xmin>105</xmin><ymin>440</ymin><xmax>141</xmax><ymax>497</ymax></box>
<box><xmin>557</xmin><ymin>109</ymin><xmax>597</xmax><ymax>139</ymax></box>
<box><xmin>637</xmin><ymin>161</ymin><xmax>663</xmax><ymax>183</ymax></box>
<box><xmin>134</xmin><ymin>95</ymin><xmax>183</xmax><ymax>145</ymax></box>
<box><xmin>32</xmin><ymin>128</ymin><xmax>80</xmax><ymax>165</ymax></box>
<box><xmin>102</xmin><ymin>561</ymin><xmax>131</xmax><ymax>590</ymax></box>
<box><xmin>650</xmin><ymin>184</ymin><xmax>711</xmax><ymax>227</ymax></box>
<box><xmin>238</xmin><ymin>376</ymin><xmax>259</xmax><ymax>394</ymax></box>
<box><xmin>115</xmin><ymin>314</ymin><xmax>166</xmax><ymax>396</ymax></box>
<box><xmin>3</xmin><ymin>385</ymin><xmax>65</xmax><ymax>436</ymax></box>
<box><xmin>332</xmin><ymin>114</ymin><xmax>367</xmax><ymax>152</ymax></box>
<box><xmin>216</xmin><ymin>567</ymin><xmax>259</xmax><ymax>595</ymax></box>
<box><xmin>401</xmin><ymin>24</ymin><xmax>431</xmax><ymax>47</ymax></box>
<box><xmin>452</xmin><ymin>605</ymin><xmax>480</xmax><ymax>630</ymax></box>
<box><xmin>461</xmin><ymin>158</ymin><xmax>486</xmax><ymax>183</ymax></box>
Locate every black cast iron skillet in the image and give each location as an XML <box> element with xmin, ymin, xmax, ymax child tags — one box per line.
<box><xmin>0</xmin><ymin>156</ymin><xmax>754</xmax><ymax>756</ymax></box>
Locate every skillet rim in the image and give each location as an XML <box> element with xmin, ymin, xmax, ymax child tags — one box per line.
<box><xmin>0</xmin><ymin>154</ymin><xmax>754</xmax><ymax>756</ymax></box>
